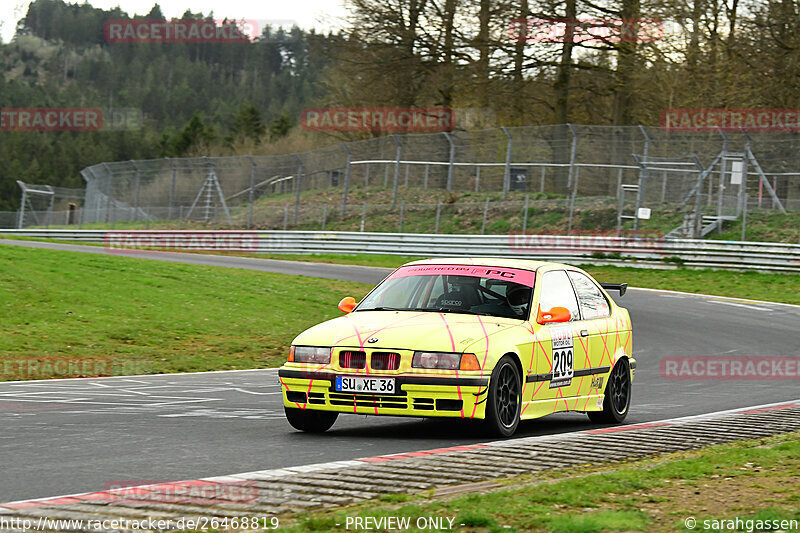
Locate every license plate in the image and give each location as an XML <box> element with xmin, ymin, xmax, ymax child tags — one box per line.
<box><xmin>335</xmin><ymin>376</ymin><xmax>396</xmax><ymax>394</ymax></box>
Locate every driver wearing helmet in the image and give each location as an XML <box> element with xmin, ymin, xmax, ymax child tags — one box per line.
<box><xmin>470</xmin><ymin>283</ymin><xmax>532</xmax><ymax>319</ymax></box>
<box><xmin>506</xmin><ymin>285</ymin><xmax>532</xmax><ymax>317</ymax></box>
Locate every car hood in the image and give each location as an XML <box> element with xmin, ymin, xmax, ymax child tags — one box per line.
<box><xmin>293</xmin><ymin>310</ymin><xmax>522</xmax><ymax>352</ymax></box>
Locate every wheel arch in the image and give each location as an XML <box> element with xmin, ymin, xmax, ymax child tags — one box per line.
<box><xmin>502</xmin><ymin>350</ymin><xmax>524</xmax><ymax>381</ymax></box>
<box><xmin>602</xmin><ymin>352</ymin><xmax>631</xmax><ymax>394</ymax></box>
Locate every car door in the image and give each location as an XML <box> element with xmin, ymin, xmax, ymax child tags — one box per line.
<box><xmin>567</xmin><ymin>270</ymin><xmax>614</xmax><ymax>405</ymax></box>
<box><xmin>531</xmin><ymin>269</ymin><xmax>586</xmax><ymax>405</ymax></box>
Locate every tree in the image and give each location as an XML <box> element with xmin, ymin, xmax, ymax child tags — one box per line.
<box><xmin>269</xmin><ymin>113</ymin><xmax>292</xmax><ymax>140</ymax></box>
<box><xmin>227</xmin><ymin>102</ymin><xmax>266</xmax><ymax>146</ymax></box>
<box><xmin>171</xmin><ymin>113</ymin><xmax>216</xmax><ymax>156</ymax></box>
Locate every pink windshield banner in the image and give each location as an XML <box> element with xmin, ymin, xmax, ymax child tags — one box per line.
<box><xmin>389</xmin><ymin>265</ymin><xmax>536</xmax><ymax>287</ymax></box>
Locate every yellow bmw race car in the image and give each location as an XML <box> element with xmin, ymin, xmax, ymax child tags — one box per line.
<box><xmin>278</xmin><ymin>258</ymin><xmax>635</xmax><ymax>436</ymax></box>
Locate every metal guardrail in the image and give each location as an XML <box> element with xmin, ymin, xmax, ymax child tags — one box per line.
<box><xmin>2</xmin><ymin>229</ymin><xmax>800</xmax><ymax>272</ymax></box>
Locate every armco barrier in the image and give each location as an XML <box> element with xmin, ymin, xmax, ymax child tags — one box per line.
<box><xmin>2</xmin><ymin>229</ymin><xmax>800</xmax><ymax>272</ymax></box>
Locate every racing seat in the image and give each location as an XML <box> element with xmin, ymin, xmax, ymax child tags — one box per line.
<box><xmin>434</xmin><ymin>281</ymin><xmax>482</xmax><ymax>311</ymax></box>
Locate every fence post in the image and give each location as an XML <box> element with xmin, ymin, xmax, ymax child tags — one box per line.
<box><xmin>178</xmin><ymin>205</ymin><xmax>183</xmax><ymax>230</ymax></box>
<box><xmin>501</xmin><ymin>127</ymin><xmax>512</xmax><ymax>200</ymax></box>
<box><xmin>341</xmin><ymin>144</ymin><xmax>352</xmax><ymax>216</ymax></box>
<box><xmin>567</xmin><ymin>167</ymin><xmax>580</xmax><ymax>234</ymax></box>
<box><xmin>475</xmin><ymin>166</ymin><xmax>481</xmax><ymax>192</ymax></box>
<box><xmin>391</xmin><ymin>135</ymin><xmax>402</xmax><ymax>207</ymax></box>
<box><xmin>740</xmin><ymin>135</ymin><xmax>749</xmax><ymax>216</ymax></box>
<box><xmin>283</xmin><ymin>203</ymin><xmax>289</xmax><ymax>230</ymax></box>
<box><xmin>566</xmin><ymin>124</ymin><xmax>578</xmax><ymax>190</ymax></box>
<box><xmin>424</xmin><ymin>164</ymin><xmax>429</xmax><ymax>189</ymax></box>
<box><xmin>364</xmin><ymin>163</ymin><xmax>370</xmax><ymax>186</ymax></box>
<box><xmin>481</xmin><ymin>197</ymin><xmax>490</xmax><ymax>234</ymax></box>
<box><xmin>716</xmin><ymin>128</ymin><xmax>728</xmax><ymax>233</ymax></box>
<box><xmin>292</xmin><ymin>154</ymin><xmax>303</xmax><ymax>226</ymax></box>
<box><xmin>45</xmin><ymin>189</ymin><xmax>55</xmax><ymax>229</ymax></box>
<box><xmin>246</xmin><ymin>156</ymin><xmax>257</xmax><ymax>230</ymax></box>
<box><xmin>360</xmin><ymin>201</ymin><xmax>367</xmax><ymax>232</ymax></box>
<box><xmin>693</xmin><ymin>168</ymin><xmax>704</xmax><ymax>238</ymax></box>
<box><xmin>522</xmin><ymin>194</ymin><xmax>529</xmax><ymax>234</ymax></box>
<box><xmin>434</xmin><ymin>199</ymin><xmax>442</xmax><ymax>233</ymax></box>
<box><xmin>167</xmin><ymin>158</ymin><xmax>176</xmax><ymax>221</ymax></box>
<box><xmin>633</xmin><ymin>125</ymin><xmax>650</xmax><ymax>233</ymax></box>
<box><xmin>443</xmin><ymin>132</ymin><xmax>455</xmax><ymax>193</ymax></box>
<box><xmin>17</xmin><ymin>185</ymin><xmax>26</xmax><ymax>229</ymax></box>
<box><xmin>322</xmin><ymin>203</ymin><xmax>328</xmax><ymax>230</ymax></box>
<box><xmin>541</xmin><ymin>167</ymin><xmax>546</xmax><ymax>193</ymax></box>
<box><xmin>398</xmin><ymin>200</ymin><xmax>405</xmax><ymax>233</ymax></box>
<box><xmin>131</xmin><ymin>160</ymin><xmax>141</xmax><ymax>223</ymax></box>
<box><xmin>566</xmin><ymin>124</ymin><xmax>578</xmax><ymax>234</ymax></box>
<box><xmin>102</xmin><ymin>163</ymin><xmax>113</xmax><ymax>225</ymax></box>
<box><xmin>741</xmin><ymin>193</ymin><xmax>748</xmax><ymax>241</ymax></box>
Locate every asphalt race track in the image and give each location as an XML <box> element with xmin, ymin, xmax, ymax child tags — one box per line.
<box><xmin>1</xmin><ymin>239</ymin><xmax>799</xmax><ymax>502</ymax></box>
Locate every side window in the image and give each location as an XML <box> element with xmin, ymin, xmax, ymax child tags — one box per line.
<box><xmin>538</xmin><ymin>270</ymin><xmax>580</xmax><ymax>321</ymax></box>
<box><xmin>568</xmin><ymin>271</ymin><xmax>610</xmax><ymax>320</ymax></box>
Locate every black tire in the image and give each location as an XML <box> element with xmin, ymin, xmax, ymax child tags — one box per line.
<box><xmin>284</xmin><ymin>407</ymin><xmax>338</xmax><ymax>433</ymax></box>
<box><xmin>484</xmin><ymin>355</ymin><xmax>522</xmax><ymax>437</ymax></box>
<box><xmin>588</xmin><ymin>358</ymin><xmax>631</xmax><ymax>424</ymax></box>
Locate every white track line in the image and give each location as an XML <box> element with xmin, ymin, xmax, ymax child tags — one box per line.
<box><xmin>0</xmin><ymin>367</ymin><xmax>278</xmax><ymax>386</ymax></box>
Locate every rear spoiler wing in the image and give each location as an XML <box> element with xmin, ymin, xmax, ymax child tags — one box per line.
<box><xmin>601</xmin><ymin>283</ymin><xmax>628</xmax><ymax>296</ymax></box>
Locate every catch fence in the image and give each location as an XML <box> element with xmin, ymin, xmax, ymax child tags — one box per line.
<box><xmin>6</xmin><ymin>125</ymin><xmax>800</xmax><ymax>237</ymax></box>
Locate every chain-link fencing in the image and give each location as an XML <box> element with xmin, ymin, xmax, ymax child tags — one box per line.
<box><xmin>4</xmin><ymin>125</ymin><xmax>799</xmax><ymax>237</ymax></box>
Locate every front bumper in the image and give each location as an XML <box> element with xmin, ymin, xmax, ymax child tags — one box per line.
<box><xmin>278</xmin><ymin>368</ymin><xmax>490</xmax><ymax>419</ymax></box>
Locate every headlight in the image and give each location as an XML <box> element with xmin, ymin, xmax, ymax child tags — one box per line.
<box><xmin>412</xmin><ymin>351</ymin><xmax>479</xmax><ymax>370</ymax></box>
<box><xmin>290</xmin><ymin>346</ymin><xmax>331</xmax><ymax>364</ymax></box>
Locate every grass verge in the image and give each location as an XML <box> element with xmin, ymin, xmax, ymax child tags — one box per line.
<box><xmin>2</xmin><ymin>243</ymin><xmax>797</xmax><ymax>381</ymax></box>
<box><xmin>280</xmin><ymin>432</ymin><xmax>800</xmax><ymax>533</ymax></box>
<box><xmin>0</xmin><ymin>244</ymin><xmax>372</xmax><ymax>380</ymax></box>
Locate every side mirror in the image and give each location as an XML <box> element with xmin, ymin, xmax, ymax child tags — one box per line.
<box><xmin>536</xmin><ymin>306</ymin><xmax>571</xmax><ymax>324</ymax></box>
<box><xmin>338</xmin><ymin>296</ymin><xmax>357</xmax><ymax>314</ymax></box>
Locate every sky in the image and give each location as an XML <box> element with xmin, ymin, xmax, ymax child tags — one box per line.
<box><xmin>0</xmin><ymin>0</ymin><xmax>349</xmax><ymax>43</ymax></box>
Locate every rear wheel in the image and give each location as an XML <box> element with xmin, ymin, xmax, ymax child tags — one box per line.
<box><xmin>284</xmin><ymin>407</ymin><xmax>338</xmax><ymax>433</ymax></box>
<box><xmin>484</xmin><ymin>355</ymin><xmax>522</xmax><ymax>437</ymax></box>
<box><xmin>588</xmin><ymin>358</ymin><xmax>631</xmax><ymax>424</ymax></box>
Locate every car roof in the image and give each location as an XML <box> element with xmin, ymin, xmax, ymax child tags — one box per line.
<box><xmin>401</xmin><ymin>257</ymin><xmax>576</xmax><ymax>272</ymax></box>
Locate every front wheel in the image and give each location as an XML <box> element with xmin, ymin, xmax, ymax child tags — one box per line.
<box><xmin>588</xmin><ymin>358</ymin><xmax>631</xmax><ymax>424</ymax></box>
<box><xmin>484</xmin><ymin>355</ymin><xmax>522</xmax><ymax>437</ymax></box>
<box><xmin>284</xmin><ymin>407</ymin><xmax>338</xmax><ymax>433</ymax></box>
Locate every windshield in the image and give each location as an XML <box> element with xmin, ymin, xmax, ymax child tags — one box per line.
<box><xmin>358</xmin><ymin>265</ymin><xmax>535</xmax><ymax>320</ymax></box>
